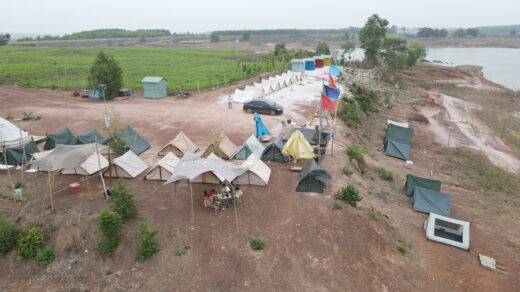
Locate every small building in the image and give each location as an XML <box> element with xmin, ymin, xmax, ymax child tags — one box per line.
<box><xmin>290</xmin><ymin>59</ymin><xmax>305</xmax><ymax>73</ymax></box>
<box><xmin>314</xmin><ymin>56</ymin><xmax>324</xmax><ymax>68</ymax></box>
<box><xmin>141</xmin><ymin>76</ymin><xmax>167</xmax><ymax>99</ymax></box>
<box><xmin>304</xmin><ymin>58</ymin><xmax>315</xmax><ymax>71</ymax></box>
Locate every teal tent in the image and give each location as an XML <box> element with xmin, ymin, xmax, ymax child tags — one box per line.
<box><xmin>111</xmin><ymin>125</ymin><xmax>150</xmax><ymax>155</ymax></box>
<box><xmin>261</xmin><ymin>136</ymin><xmax>288</xmax><ymax>163</ymax></box>
<box><xmin>405</xmin><ymin>174</ymin><xmax>442</xmax><ymax>197</ymax></box>
<box><xmin>296</xmin><ymin>159</ymin><xmax>332</xmax><ymax>193</ymax></box>
<box><xmin>383</xmin><ymin>124</ymin><xmax>414</xmax><ymax>160</ymax></box>
<box><xmin>77</xmin><ymin>129</ymin><xmax>105</xmax><ymax>145</ymax></box>
<box><xmin>412</xmin><ymin>186</ymin><xmax>452</xmax><ymax>217</ymax></box>
<box><xmin>0</xmin><ymin>142</ymin><xmax>39</xmax><ymax>165</ymax></box>
<box><xmin>234</xmin><ymin>135</ymin><xmax>265</xmax><ymax>160</ymax></box>
<box><xmin>44</xmin><ymin>128</ymin><xmax>77</xmax><ymax>150</ymax></box>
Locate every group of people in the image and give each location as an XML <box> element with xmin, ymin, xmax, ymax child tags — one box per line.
<box><xmin>203</xmin><ymin>184</ymin><xmax>243</xmax><ymax>215</ymax></box>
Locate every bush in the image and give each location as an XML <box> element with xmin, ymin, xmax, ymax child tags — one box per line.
<box><xmin>97</xmin><ymin>210</ymin><xmax>123</xmax><ymax>253</ymax></box>
<box><xmin>341</xmin><ymin>167</ymin><xmax>353</xmax><ymax>176</ymax></box>
<box><xmin>349</xmin><ymin>83</ymin><xmax>379</xmax><ymax>114</ymax></box>
<box><xmin>137</xmin><ymin>222</ymin><xmax>160</xmax><ymax>261</ymax></box>
<box><xmin>36</xmin><ymin>245</ymin><xmax>55</xmax><ymax>266</ymax></box>
<box><xmin>346</xmin><ymin>145</ymin><xmax>366</xmax><ymax>173</ymax></box>
<box><xmin>175</xmin><ymin>249</ymin><xmax>184</xmax><ymax>256</ymax></box>
<box><xmin>18</xmin><ymin>227</ymin><xmax>44</xmax><ymax>259</ymax></box>
<box><xmin>110</xmin><ymin>179</ymin><xmax>138</xmax><ymax>222</ymax></box>
<box><xmin>247</xmin><ymin>236</ymin><xmax>266</xmax><ymax>251</ymax></box>
<box><xmin>340</xmin><ymin>100</ymin><xmax>360</xmax><ymax>126</ymax></box>
<box><xmin>0</xmin><ymin>219</ymin><xmax>18</xmax><ymax>256</ymax></box>
<box><xmin>337</xmin><ymin>185</ymin><xmax>363</xmax><ymax>207</ymax></box>
<box><xmin>397</xmin><ymin>244</ymin><xmax>408</xmax><ymax>254</ymax></box>
<box><xmin>332</xmin><ymin>203</ymin><xmax>343</xmax><ymax>210</ymax></box>
<box><xmin>375</xmin><ymin>167</ymin><xmax>394</xmax><ymax>181</ymax></box>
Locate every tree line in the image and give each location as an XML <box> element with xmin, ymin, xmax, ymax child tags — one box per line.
<box><xmin>16</xmin><ymin>29</ymin><xmax>171</xmax><ymax>42</ymax></box>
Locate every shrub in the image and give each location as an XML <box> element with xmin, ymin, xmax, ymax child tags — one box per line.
<box><xmin>175</xmin><ymin>249</ymin><xmax>184</xmax><ymax>256</ymax></box>
<box><xmin>397</xmin><ymin>244</ymin><xmax>408</xmax><ymax>254</ymax></box>
<box><xmin>0</xmin><ymin>218</ymin><xmax>18</xmax><ymax>255</ymax></box>
<box><xmin>346</xmin><ymin>145</ymin><xmax>366</xmax><ymax>173</ymax></box>
<box><xmin>349</xmin><ymin>82</ymin><xmax>379</xmax><ymax>114</ymax></box>
<box><xmin>332</xmin><ymin>203</ymin><xmax>343</xmax><ymax>210</ymax></box>
<box><xmin>97</xmin><ymin>210</ymin><xmax>123</xmax><ymax>253</ymax></box>
<box><xmin>110</xmin><ymin>179</ymin><xmax>138</xmax><ymax>222</ymax></box>
<box><xmin>247</xmin><ymin>236</ymin><xmax>266</xmax><ymax>251</ymax></box>
<box><xmin>18</xmin><ymin>227</ymin><xmax>44</xmax><ymax>259</ymax></box>
<box><xmin>340</xmin><ymin>100</ymin><xmax>360</xmax><ymax>126</ymax></box>
<box><xmin>337</xmin><ymin>185</ymin><xmax>363</xmax><ymax>207</ymax></box>
<box><xmin>36</xmin><ymin>245</ymin><xmax>55</xmax><ymax>266</ymax></box>
<box><xmin>137</xmin><ymin>222</ymin><xmax>160</xmax><ymax>261</ymax></box>
<box><xmin>375</xmin><ymin>167</ymin><xmax>394</xmax><ymax>181</ymax></box>
<box><xmin>341</xmin><ymin>167</ymin><xmax>354</xmax><ymax>176</ymax></box>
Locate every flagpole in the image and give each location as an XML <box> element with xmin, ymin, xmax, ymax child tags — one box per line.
<box><xmin>319</xmin><ymin>80</ymin><xmax>323</xmax><ymax>164</ymax></box>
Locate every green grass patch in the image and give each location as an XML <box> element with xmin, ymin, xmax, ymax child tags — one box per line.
<box><xmin>247</xmin><ymin>236</ymin><xmax>266</xmax><ymax>251</ymax></box>
<box><xmin>332</xmin><ymin>202</ymin><xmax>343</xmax><ymax>210</ymax></box>
<box><xmin>397</xmin><ymin>244</ymin><xmax>408</xmax><ymax>254</ymax></box>
<box><xmin>346</xmin><ymin>145</ymin><xmax>366</xmax><ymax>173</ymax></box>
<box><xmin>341</xmin><ymin>167</ymin><xmax>353</xmax><ymax>176</ymax></box>
<box><xmin>375</xmin><ymin>167</ymin><xmax>394</xmax><ymax>181</ymax></box>
<box><xmin>0</xmin><ymin>46</ymin><xmax>289</xmax><ymax>92</ymax></box>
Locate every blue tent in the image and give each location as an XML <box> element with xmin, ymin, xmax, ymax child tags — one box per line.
<box><xmin>254</xmin><ymin>112</ymin><xmax>270</xmax><ymax>140</ymax></box>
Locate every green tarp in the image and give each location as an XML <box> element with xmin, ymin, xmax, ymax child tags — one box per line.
<box><xmin>412</xmin><ymin>186</ymin><xmax>452</xmax><ymax>217</ymax></box>
<box><xmin>383</xmin><ymin>124</ymin><xmax>414</xmax><ymax>160</ymax></box>
<box><xmin>44</xmin><ymin>128</ymin><xmax>77</xmax><ymax>150</ymax></box>
<box><xmin>0</xmin><ymin>142</ymin><xmax>39</xmax><ymax>165</ymax></box>
<box><xmin>405</xmin><ymin>174</ymin><xmax>442</xmax><ymax>197</ymax></box>
<box><xmin>77</xmin><ymin>129</ymin><xmax>105</xmax><ymax>145</ymax></box>
<box><xmin>296</xmin><ymin>159</ymin><xmax>332</xmax><ymax>193</ymax></box>
<box><xmin>111</xmin><ymin>125</ymin><xmax>150</xmax><ymax>155</ymax></box>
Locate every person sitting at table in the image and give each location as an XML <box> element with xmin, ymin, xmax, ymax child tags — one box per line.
<box><xmin>234</xmin><ymin>187</ymin><xmax>243</xmax><ymax>205</ymax></box>
<box><xmin>203</xmin><ymin>192</ymin><xmax>212</xmax><ymax>208</ymax></box>
<box><xmin>221</xmin><ymin>184</ymin><xmax>231</xmax><ymax>196</ymax></box>
<box><xmin>208</xmin><ymin>189</ymin><xmax>216</xmax><ymax>197</ymax></box>
<box><xmin>209</xmin><ymin>195</ymin><xmax>220</xmax><ymax>215</ymax></box>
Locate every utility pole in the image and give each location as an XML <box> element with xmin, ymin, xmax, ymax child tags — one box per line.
<box><xmin>15</xmin><ymin>118</ymin><xmax>25</xmax><ymax>188</ymax></box>
<box><xmin>446</xmin><ymin>126</ymin><xmax>454</xmax><ymax>161</ymax></box>
<box><xmin>53</xmin><ymin>62</ymin><xmax>60</xmax><ymax>91</ymax></box>
<box><xmin>100</xmin><ymin>84</ymin><xmax>112</xmax><ymax>187</ymax></box>
<box><xmin>318</xmin><ymin>80</ymin><xmax>323</xmax><ymax>164</ymax></box>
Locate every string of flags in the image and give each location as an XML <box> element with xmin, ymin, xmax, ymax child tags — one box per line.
<box><xmin>321</xmin><ymin>67</ymin><xmax>341</xmax><ymax>111</ymax></box>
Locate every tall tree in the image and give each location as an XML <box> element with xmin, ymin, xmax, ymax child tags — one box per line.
<box><xmin>274</xmin><ymin>42</ymin><xmax>287</xmax><ymax>57</ymax></box>
<box><xmin>341</xmin><ymin>41</ymin><xmax>356</xmax><ymax>62</ymax></box>
<box><xmin>406</xmin><ymin>43</ymin><xmax>427</xmax><ymax>67</ymax></box>
<box><xmin>359</xmin><ymin>14</ymin><xmax>389</xmax><ymax>66</ymax></box>
<box><xmin>315</xmin><ymin>41</ymin><xmax>330</xmax><ymax>55</ymax></box>
<box><xmin>453</xmin><ymin>29</ymin><xmax>466</xmax><ymax>38</ymax></box>
<box><xmin>87</xmin><ymin>51</ymin><xmax>123</xmax><ymax>99</ymax></box>
<box><xmin>381</xmin><ymin>37</ymin><xmax>408</xmax><ymax>70</ymax></box>
<box><xmin>0</xmin><ymin>34</ymin><xmax>10</xmax><ymax>46</ymax></box>
<box><xmin>210</xmin><ymin>32</ymin><xmax>220</xmax><ymax>42</ymax></box>
<box><xmin>242</xmin><ymin>31</ymin><xmax>251</xmax><ymax>41</ymax></box>
<box><xmin>466</xmin><ymin>28</ymin><xmax>479</xmax><ymax>38</ymax></box>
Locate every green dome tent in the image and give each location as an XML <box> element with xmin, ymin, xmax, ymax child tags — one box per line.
<box><xmin>44</xmin><ymin>127</ymin><xmax>77</xmax><ymax>150</ymax></box>
<box><xmin>296</xmin><ymin>159</ymin><xmax>332</xmax><ymax>193</ymax></box>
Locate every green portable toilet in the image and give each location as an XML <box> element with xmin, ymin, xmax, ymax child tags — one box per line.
<box><xmin>141</xmin><ymin>76</ymin><xmax>167</xmax><ymax>99</ymax></box>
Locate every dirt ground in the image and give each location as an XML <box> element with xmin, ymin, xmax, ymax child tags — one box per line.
<box><xmin>0</xmin><ymin>64</ymin><xmax>519</xmax><ymax>291</ymax></box>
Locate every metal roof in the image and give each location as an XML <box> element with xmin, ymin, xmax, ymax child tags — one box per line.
<box><xmin>141</xmin><ymin>76</ymin><xmax>166</xmax><ymax>83</ymax></box>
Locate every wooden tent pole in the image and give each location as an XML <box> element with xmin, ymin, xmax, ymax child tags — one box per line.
<box><xmin>233</xmin><ymin>186</ymin><xmax>240</xmax><ymax>233</ymax></box>
<box><xmin>48</xmin><ymin>169</ymin><xmax>54</xmax><ymax>210</ymax></box>
<box><xmin>190</xmin><ymin>183</ymin><xmax>194</xmax><ymax>226</ymax></box>
<box><xmin>331</xmin><ymin>98</ymin><xmax>341</xmax><ymax>156</ymax></box>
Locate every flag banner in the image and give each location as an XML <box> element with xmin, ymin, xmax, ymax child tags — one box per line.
<box><xmin>329</xmin><ymin>75</ymin><xmax>337</xmax><ymax>88</ymax></box>
<box><xmin>322</xmin><ymin>94</ymin><xmax>337</xmax><ymax>111</ymax></box>
<box><xmin>323</xmin><ymin>84</ymin><xmax>340</xmax><ymax>99</ymax></box>
<box><xmin>330</xmin><ymin>65</ymin><xmax>341</xmax><ymax>76</ymax></box>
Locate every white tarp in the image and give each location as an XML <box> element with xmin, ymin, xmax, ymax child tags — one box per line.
<box><xmin>282</xmin><ymin>72</ymin><xmax>293</xmax><ymax>86</ymax></box>
<box><xmin>233</xmin><ymin>154</ymin><xmax>271</xmax><ymax>186</ymax></box>
<box><xmin>206</xmin><ymin>152</ymin><xmax>225</xmax><ymax>182</ymax></box>
<box><xmin>233</xmin><ymin>89</ymin><xmax>254</xmax><ymax>103</ymax></box>
<box><xmin>0</xmin><ymin>117</ymin><xmax>30</xmax><ymax>147</ymax></box>
<box><xmin>164</xmin><ymin>153</ymin><xmax>246</xmax><ymax>185</ymax></box>
<box><xmin>275</xmin><ymin>75</ymin><xmax>286</xmax><ymax>88</ymax></box>
<box><xmin>145</xmin><ymin>152</ymin><xmax>180</xmax><ymax>180</ymax></box>
<box><xmin>62</xmin><ymin>152</ymin><xmax>109</xmax><ymax>175</ymax></box>
<box><xmin>244</xmin><ymin>85</ymin><xmax>265</xmax><ymax>99</ymax></box>
<box><xmin>105</xmin><ymin>150</ymin><xmax>148</xmax><ymax>178</ymax></box>
<box><xmin>29</xmin><ymin>143</ymin><xmax>108</xmax><ymax>171</ymax></box>
<box><xmin>387</xmin><ymin>120</ymin><xmax>409</xmax><ymax>128</ymax></box>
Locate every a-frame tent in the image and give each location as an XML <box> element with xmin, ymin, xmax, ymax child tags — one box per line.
<box><xmin>233</xmin><ymin>154</ymin><xmax>271</xmax><ymax>186</ymax></box>
<box><xmin>158</xmin><ymin>131</ymin><xmax>199</xmax><ymax>157</ymax></box>
<box><xmin>233</xmin><ymin>135</ymin><xmax>265</xmax><ymax>160</ymax></box>
<box><xmin>412</xmin><ymin>186</ymin><xmax>452</xmax><ymax>217</ymax></box>
<box><xmin>200</xmin><ymin>133</ymin><xmax>239</xmax><ymax>160</ymax></box>
<box><xmin>44</xmin><ymin>128</ymin><xmax>77</xmax><ymax>150</ymax></box>
<box><xmin>104</xmin><ymin>150</ymin><xmax>148</xmax><ymax>178</ymax></box>
<box><xmin>0</xmin><ymin>141</ymin><xmax>40</xmax><ymax>165</ymax></box>
<box><xmin>383</xmin><ymin>123</ymin><xmax>414</xmax><ymax>160</ymax></box>
<box><xmin>405</xmin><ymin>174</ymin><xmax>442</xmax><ymax>197</ymax></box>
<box><xmin>261</xmin><ymin>136</ymin><xmax>288</xmax><ymax>163</ymax></box>
<box><xmin>260</xmin><ymin>80</ymin><xmax>274</xmax><ymax>95</ymax></box>
<box><xmin>76</xmin><ymin>129</ymin><xmax>105</xmax><ymax>145</ymax></box>
<box><xmin>296</xmin><ymin>159</ymin><xmax>332</xmax><ymax>193</ymax></box>
<box><xmin>145</xmin><ymin>152</ymin><xmax>180</xmax><ymax>181</ymax></box>
<box><xmin>110</xmin><ymin>125</ymin><xmax>151</xmax><ymax>155</ymax></box>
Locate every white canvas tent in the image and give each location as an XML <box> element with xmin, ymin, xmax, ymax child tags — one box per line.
<box><xmin>260</xmin><ymin>80</ymin><xmax>273</xmax><ymax>95</ymax></box>
<box><xmin>269</xmin><ymin>77</ymin><xmax>281</xmax><ymax>91</ymax></box>
<box><xmin>294</xmin><ymin>72</ymin><xmax>302</xmax><ymax>81</ymax></box>
<box><xmin>204</xmin><ymin>152</ymin><xmax>225</xmax><ymax>182</ymax></box>
<box><xmin>104</xmin><ymin>150</ymin><xmax>148</xmax><ymax>178</ymax></box>
<box><xmin>145</xmin><ymin>152</ymin><xmax>180</xmax><ymax>181</ymax></box>
<box><xmin>282</xmin><ymin>72</ymin><xmax>293</xmax><ymax>86</ymax></box>
<box><xmin>424</xmin><ymin>212</ymin><xmax>470</xmax><ymax>251</ymax></box>
<box><xmin>0</xmin><ymin>117</ymin><xmax>30</xmax><ymax>147</ymax></box>
<box><xmin>62</xmin><ymin>152</ymin><xmax>109</xmax><ymax>175</ymax></box>
<box><xmin>158</xmin><ymin>131</ymin><xmax>199</xmax><ymax>157</ymax></box>
<box><xmin>201</xmin><ymin>133</ymin><xmax>239</xmax><ymax>160</ymax></box>
<box><xmin>244</xmin><ymin>85</ymin><xmax>265</xmax><ymax>99</ymax></box>
<box><xmin>233</xmin><ymin>154</ymin><xmax>271</xmax><ymax>186</ymax></box>
<box><xmin>233</xmin><ymin>89</ymin><xmax>254</xmax><ymax>103</ymax></box>
<box><xmin>275</xmin><ymin>75</ymin><xmax>286</xmax><ymax>88</ymax></box>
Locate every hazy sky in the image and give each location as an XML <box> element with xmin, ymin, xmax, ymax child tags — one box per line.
<box><xmin>3</xmin><ymin>0</ymin><xmax>519</xmax><ymax>35</ymax></box>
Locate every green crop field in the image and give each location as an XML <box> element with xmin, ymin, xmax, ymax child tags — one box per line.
<box><xmin>0</xmin><ymin>46</ymin><xmax>289</xmax><ymax>92</ymax></box>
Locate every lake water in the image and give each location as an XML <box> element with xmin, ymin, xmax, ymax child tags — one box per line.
<box><xmin>345</xmin><ymin>48</ymin><xmax>520</xmax><ymax>91</ymax></box>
